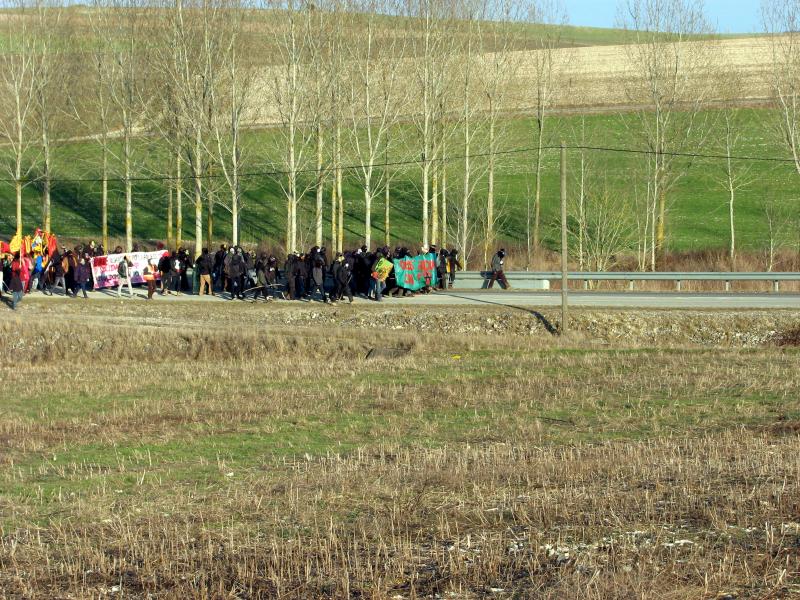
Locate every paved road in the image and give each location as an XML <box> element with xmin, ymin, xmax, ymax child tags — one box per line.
<box><xmin>14</xmin><ymin>289</ymin><xmax>800</xmax><ymax>310</ymax></box>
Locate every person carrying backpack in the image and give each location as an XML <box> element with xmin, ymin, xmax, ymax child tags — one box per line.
<box><xmin>117</xmin><ymin>255</ymin><xmax>134</xmax><ymax>298</ymax></box>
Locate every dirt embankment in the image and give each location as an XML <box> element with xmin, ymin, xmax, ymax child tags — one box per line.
<box><xmin>2</xmin><ymin>300</ymin><xmax>799</xmax><ymax>361</ymax></box>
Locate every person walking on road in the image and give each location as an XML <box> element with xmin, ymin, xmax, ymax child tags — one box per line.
<box><xmin>196</xmin><ymin>248</ymin><xmax>214</xmax><ymax>296</ymax></box>
<box><xmin>117</xmin><ymin>255</ymin><xmax>134</xmax><ymax>298</ymax></box>
<box><xmin>488</xmin><ymin>249</ymin><xmax>511</xmax><ymax>290</ymax></box>
<box><xmin>74</xmin><ymin>258</ymin><xmax>92</xmax><ymax>299</ymax></box>
<box><xmin>143</xmin><ymin>259</ymin><xmax>159</xmax><ymax>300</ymax></box>
<box><xmin>8</xmin><ymin>254</ymin><xmax>24</xmax><ymax>310</ymax></box>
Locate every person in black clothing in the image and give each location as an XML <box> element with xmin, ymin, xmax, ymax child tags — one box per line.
<box><xmin>294</xmin><ymin>253</ymin><xmax>308</xmax><ymax>299</ymax></box>
<box><xmin>158</xmin><ymin>252</ymin><xmax>172</xmax><ymax>294</ymax></box>
<box><xmin>308</xmin><ymin>254</ymin><xmax>328</xmax><ymax>302</ymax></box>
<box><xmin>283</xmin><ymin>253</ymin><xmax>297</xmax><ymax>299</ymax></box>
<box><xmin>448</xmin><ymin>249</ymin><xmax>463</xmax><ymax>288</ymax></box>
<box><xmin>169</xmin><ymin>251</ymin><xmax>183</xmax><ymax>294</ymax></box>
<box><xmin>196</xmin><ymin>248</ymin><xmax>214</xmax><ymax>296</ymax></box>
<box><xmin>49</xmin><ymin>250</ymin><xmax>67</xmax><ymax>295</ymax></box>
<box><xmin>436</xmin><ymin>248</ymin><xmax>449</xmax><ymax>290</ymax></box>
<box><xmin>254</xmin><ymin>252</ymin><xmax>271</xmax><ymax>301</ymax></box>
<box><xmin>177</xmin><ymin>248</ymin><xmax>192</xmax><ymax>292</ymax></box>
<box><xmin>227</xmin><ymin>248</ymin><xmax>245</xmax><ymax>300</ymax></box>
<box><xmin>213</xmin><ymin>244</ymin><xmax>228</xmax><ymax>292</ymax></box>
<box><xmin>330</xmin><ymin>252</ymin><xmax>354</xmax><ymax>303</ymax></box>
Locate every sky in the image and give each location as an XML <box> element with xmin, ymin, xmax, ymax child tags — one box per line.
<box><xmin>564</xmin><ymin>0</ymin><xmax>762</xmax><ymax>34</ymax></box>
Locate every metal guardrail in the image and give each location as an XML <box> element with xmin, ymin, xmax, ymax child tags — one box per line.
<box><xmin>453</xmin><ymin>271</ymin><xmax>800</xmax><ymax>293</ymax></box>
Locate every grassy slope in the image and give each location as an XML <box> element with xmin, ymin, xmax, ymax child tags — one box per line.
<box><xmin>0</xmin><ymin>108</ymin><xmax>797</xmax><ymax>254</ymax></box>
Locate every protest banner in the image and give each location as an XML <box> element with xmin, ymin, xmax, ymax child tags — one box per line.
<box><xmin>373</xmin><ymin>257</ymin><xmax>394</xmax><ymax>282</ymax></box>
<box><xmin>91</xmin><ymin>250</ymin><xmax>168</xmax><ymax>289</ymax></box>
<box><xmin>392</xmin><ymin>252</ymin><xmax>438</xmax><ymax>291</ymax></box>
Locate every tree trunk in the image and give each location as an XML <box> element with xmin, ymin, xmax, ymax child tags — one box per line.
<box><xmin>462</xmin><ymin>120</ymin><xmax>470</xmax><ymax>268</ymax></box>
<box><xmin>42</xmin><ymin>126</ymin><xmax>51</xmax><ymax>232</ymax></box>
<box><xmin>167</xmin><ymin>186</ymin><xmax>174</xmax><ymax>248</ymax></box>
<box><xmin>364</xmin><ymin>179</ymin><xmax>372</xmax><ymax>249</ymax></box>
<box><xmin>194</xmin><ymin>131</ymin><xmax>203</xmax><ymax>258</ymax></box>
<box><xmin>431</xmin><ymin>156</ymin><xmax>438</xmax><ymax>246</ymax></box>
<box><xmin>729</xmin><ymin>181</ymin><xmax>736</xmax><ymax>270</ymax></box>
<box><xmin>15</xmin><ymin>179</ymin><xmax>23</xmax><ymax>237</ymax></box>
<box><xmin>441</xmin><ymin>150</ymin><xmax>447</xmax><ymax>248</ymax></box>
<box><xmin>384</xmin><ymin>176</ymin><xmax>390</xmax><ymax>247</ymax></box>
<box><xmin>102</xmin><ymin>148</ymin><xmax>109</xmax><ymax>252</ymax></box>
<box><xmin>316</xmin><ymin>123</ymin><xmax>324</xmax><ymax>248</ymax></box>
<box><xmin>336</xmin><ymin>123</ymin><xmax>343</xmax><ymax>253</ymax></box>
<box><xmin>485</xmin><ymin>119</ymin><xmax>496</xmax><ymax>269</ymax></box>
<box><xmin>532</xmin><ymin>117</ymin><xmax>544</xmax><ymax>262</ymax></box>
<box><xmin>124</xmin><ymin>134</ymin><xmax>132</xmax><ymax>253</ymax></box>
<box><xmin>176</xmin><ymin>151</ymin><xmax>183</xmax><ymax>250</ymax></box>
<box><xmin>331</xmin><ymin>183</ymin><xmax>337</xmax><ymax>251</ymax></box>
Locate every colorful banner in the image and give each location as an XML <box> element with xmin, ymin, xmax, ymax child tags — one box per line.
<box><xmin>91</xmin><ymin>251</ymin><xmax>167</xmax><ymax>289</ymax></box>
<box><xmin>392</xmin><ymin>253</ymin><xmax>438</xmax><ymax>291</ymax></box>
<box><xmin>373</xmin><ymin>257</ymin><xmax>393</xmax><ymax>282</ymax></box>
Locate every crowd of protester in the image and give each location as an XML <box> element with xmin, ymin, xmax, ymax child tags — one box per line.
<box><xmin>1</xmin><ymin>240</ymin><xmax>513</xmax><ymax>310</ymax></box>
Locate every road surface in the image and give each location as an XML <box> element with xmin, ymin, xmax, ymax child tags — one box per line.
<box><xmin>13</xmin><ymin>289</ymin><xmax>800</xmax><ymax>310</ymax></box>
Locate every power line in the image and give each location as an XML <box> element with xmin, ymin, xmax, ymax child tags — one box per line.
<box><xmin>0</xmin><ymin>144</ymin><xmax>795</xmax><ymax>185</ymax></box>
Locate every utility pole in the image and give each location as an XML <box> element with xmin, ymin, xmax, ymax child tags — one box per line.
<box><xmin>560</xmin><ymin>142</ymin><xmax>569</xmax><ymax>335</ymax></box>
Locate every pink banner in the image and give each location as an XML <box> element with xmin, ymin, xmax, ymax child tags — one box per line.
<box><xmin>91</xmin><ymin>251</ymin><xmax>168</xmax><ymax>289</ymax></box>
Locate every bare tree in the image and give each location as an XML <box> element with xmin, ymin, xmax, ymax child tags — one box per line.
<box><xmin>210</xmin><ymin>0</ymin><xmax>256</xmax><ymax>247</ymax></box>
<box><xmin>96</xmin><ymin>0</ymin><xmax>152</xmax><ymax>253</ymax></box>
<box><xmin>618</xmin><ymin>0</ymin><xmax>713</xmax><ymax>270</ymax></box>
<box><xmin>712</xmin><ymin>82</ymin><xmax>753</xmax><ymax>270</ymax></box>
<box><xmin>405</xmin><ymin>0</ymin><xmax>457</xmax><ymax>248</ymax></box>
<box><xmin>268</xmin><ymin>0</ymin><xmax>315</xmax><ymax>253</ymax></box>
<box><xmin>0</xmin><ymin>0</ymin><xmax>42</xmax><ymax>236</ymax></box>
<box><xmin>477</xmin><ymin>0</ymin><xmax>529</xmax><ymax>267</ymax></box>
<box><xmin>32</xmin><ymin>0</ymin><xmax>68</xmax><ymax>233</ymax></box>
<box><xmin>347</xmin><ymin>0</ymin><xmax>407</xmax><ymax>249</ymax></box>
<box><xmin>527</xmin><ymin>0</ymin><xmax>567</xmax><ymax>267</ymax></box>
<box><xmin>763</xmin><ymin>0</ymin><xmax>800</xmax><ymax>176</ymax></box>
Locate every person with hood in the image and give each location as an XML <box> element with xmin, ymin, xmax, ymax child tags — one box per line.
<box><xmin>196</xmin><ymin>248</ymin><xmax>214</xmax><ymax>296</ymax></box>
<box><xmin>254</xmin><ymin>252</ymin><xmax>272</xmax><ymax>302</ymax></box>
<box><xmin>226</xmin><ymin>247</ymin><xmax>245</xmax><ymax>300</ymax></box>
<box><xmin>265</xmin><ymin>255</ymin><xmax>279</xmax><ymax>298</ymax></box>
<box><xmin>74</xmin><ymin>257</ymin><xmax>92</xmax><ymax>299</ymax></box>
<box><xmin>436</xmin><ymin>248</ymin><xmax>449</xmax><ymax>290</ymax></box>
<box><xmin>308</xmin><ymin>253</ymin><xmax>328</xmax><ymax>303</ymax></box>
<box><xmin>117</xmin><ymin>255</ymin><xmax>134</xmax><ymax>298</ymax></box>
<box><xmin>448</xmin><ymin>249</ymin><xmax>463</xmax><ymax>288</ymax></box>
<box><xmin>213</xmin><ymin>244</ymin><xmax>228</xmax><ymax>292</ymax></box>
<box><xmin>488</xmin><ymin>248</ymin><xmax>511</xmax><ymax>289</ymax></box>
<box><xmin>49</xmin><ymin>249</ymin><xmax>68</xmax><ymax>296</ymax></box>
<box><xmin>169</xmin><ymin>251</ymin><xmax>183</xmax><ymax>295</ymax></box>
<box><xmin>293</xmin><ymin>252</ymin><xmax>308</xmax><ymax>299</ymax></box>
<box><xmin>283</xmin><ymin>253</ymin><xmax>297</xmax><ymax>299</ymax></box>
<box><xmin>177</xmin><ymin>247</ymin><xmax>191</xmax><ymax>292</ymax></box>
<box><xmin>158</xmin><ymin>252</ymin><xmax>173</xmax><ymax>295</ymax></box>
<box><xmin>331</xmin><ymin>252</ymin><xmax>354</xmax><ymax>303</ymax></box>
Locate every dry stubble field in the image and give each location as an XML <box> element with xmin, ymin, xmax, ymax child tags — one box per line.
<box><xmin>1</xmin><ymin>298</ymin><xmax>800</xmax><ymax>599</ymax></box>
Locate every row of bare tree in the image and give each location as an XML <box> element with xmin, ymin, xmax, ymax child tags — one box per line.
<box><xmin>0</xmin><ymin>0</ymin><xmax>799</xmax><ymax>269</ymax></box>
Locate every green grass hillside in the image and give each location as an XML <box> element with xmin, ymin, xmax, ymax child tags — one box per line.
<box><xmin>1</xmin><ymin>108</ymin><xmax>797</xmax><ymax>256</ymax></box>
